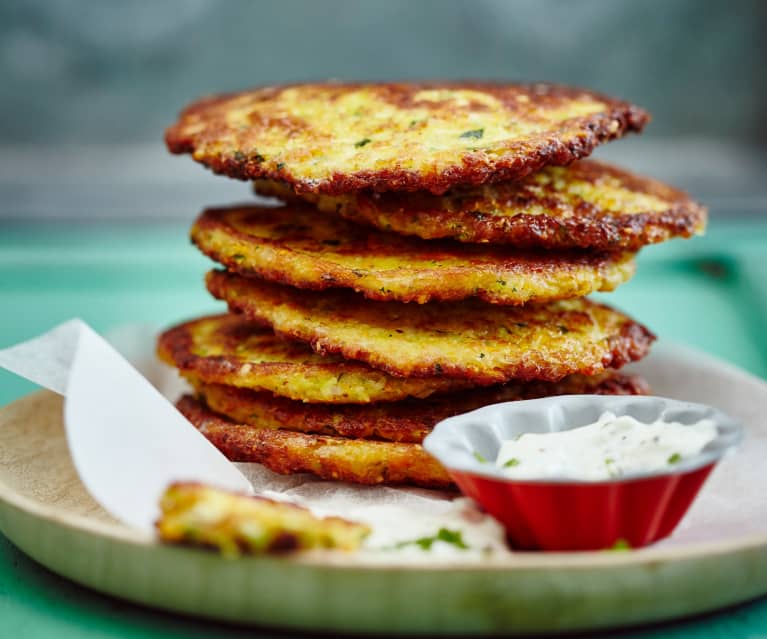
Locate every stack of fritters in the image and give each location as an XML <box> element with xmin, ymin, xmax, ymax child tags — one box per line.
<box><xmin>160</xmin><ymin>83</ymin><xmax>705</xmax><ymax>489</ymax></box>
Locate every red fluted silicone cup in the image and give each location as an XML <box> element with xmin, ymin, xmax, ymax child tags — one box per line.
<box><xmin>423</xmin><ymin>395</ymin><xmax>741</xmax><ymax>551</ymax></box>
<box><xmin>451</xmin><ymin>464</ymin><xmax>714</xmax><ymax>551</ymax></box>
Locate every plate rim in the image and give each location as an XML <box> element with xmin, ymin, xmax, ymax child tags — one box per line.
<box><xmin>2</xmin><ymin>343</ymin><xmax>767</xmax><ymax>634</ymax></box>
<box><xmin>1</xmin><ymin>372</ymin><xmax>766</xmax><ymax>572</ymax></box>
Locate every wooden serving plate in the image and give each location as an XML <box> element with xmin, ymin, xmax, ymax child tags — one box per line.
<box><xmin>1</xmin><ymin>345</ymin><xmax>766</xmax><ymax>635</ymax></box>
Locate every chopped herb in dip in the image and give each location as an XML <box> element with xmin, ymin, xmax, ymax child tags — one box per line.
<box><xmin>608</xmin><ymin>538</ymin><xmax>632</xmax><ymax>551</ymax></box>
<box><xmin>496</xmin><ymin>412</ymin><xmax>716</xmax><ymax>481</ymax></box>
<box><xmin>395</xmin><ymin>528</ymin><xmax>469</xmax><ymax>551</ymax></box>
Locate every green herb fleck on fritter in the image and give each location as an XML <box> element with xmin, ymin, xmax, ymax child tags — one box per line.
<box><xmin>459</xmin><ymin>128</ymin><xmax>484</xmax><ymax>140</ymax></box>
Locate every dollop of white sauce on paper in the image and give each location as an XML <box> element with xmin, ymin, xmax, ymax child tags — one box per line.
<box><xmin>495</xmin><ymin>412</ymin><xmax>717</xmax><ymax>481</ymax></box>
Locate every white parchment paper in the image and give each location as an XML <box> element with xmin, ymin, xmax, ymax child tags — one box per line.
<box><xmin>0</xmin><ymin>321</ymin><xmax>251</xmax><ymax>531</ymax></box>
<box><xmin>1</xmin><ymin>320</ymin><xmax>765</xmax><ymax>558</ymax></box>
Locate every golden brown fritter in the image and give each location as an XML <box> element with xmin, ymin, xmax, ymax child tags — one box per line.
<box><xmin>191</xmin><ymin>205</ymin><xmax>636</xmax><ymax>305</ymax></box>
<box><xmin>177</xmin><ymin>396</ymin><xmax>454</xmax><ymax>489</ymax></box>
<box><xmin>166</xmin><ymin>82</ymin><xmax>648</xmax><ymax>195</ymax></box>
<box><xmin>192</xmin><ymin>372</ymin><xmax>649</xmax><ymax>444</ymax></box>
<box><xmin>206</xmin><ymin>270</ymin><xmax>655</xmax><ymax>385</ymax></box>
<box><xmin>157</xmin><ymin>482</ymin><xmax>370</xmax><ymax>556</ymax></box>
<box><xmin>157</xmin><ymin>314</ymin><xmax>472</xmax><ymax>404</ymax></box>
<box><xmin>255</xmin><ymin>160</ymin><xmax>706</xmax><ymax>250</ymax></box>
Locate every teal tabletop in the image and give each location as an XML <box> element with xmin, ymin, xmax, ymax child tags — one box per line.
<box><xmin>1</xmin><ymin>220</ymin><xmax>767</xmax><ymax>638</ymax></box>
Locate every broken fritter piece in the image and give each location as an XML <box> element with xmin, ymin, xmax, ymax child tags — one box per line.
<box><xmin>157</xmin><ymin>482</ymin><xmax>370</xmax><ymax>556</ymax></box>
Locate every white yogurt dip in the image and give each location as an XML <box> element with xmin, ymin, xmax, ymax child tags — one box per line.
<box><xmin>495</xmin><ymin>411</ymin><xmax>717</xmax><ymax>481</ymax></box>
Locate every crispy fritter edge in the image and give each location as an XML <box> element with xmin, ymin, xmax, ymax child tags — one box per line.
<box><xmin>166</xmin><ymin>82</ymin><xmax>648</xmax><ymax>195</ymax></box>
<box><xmin>254</xmin><ymin>159</ymin><xmax>707</xmax><ymax>250</ymax></box>
<box><xmin>156</xmin><ymin>314</ymin><xmax>475</xmax><ymax>403</ymax></box>
<box><xmin>192</xmin><ymin>371</ymin><xmax>650</xmax><ymax>443</ymax></box>
<box><xmin>177</xmin><ymin>395</ymin><xmax>454</xmax><ymax>489</ymax></box>
<box><xmin>191</xmin><ymin>206</ymin><xmax>637</xmax><ymax>305</ymax></box>
<box><xmin>206</xmin><ymin>270</ymin><xmax>657</xmax><ymax>384</ymax></box>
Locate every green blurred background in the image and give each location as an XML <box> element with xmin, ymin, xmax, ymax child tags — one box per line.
<box><xmin>1</xmin><ymin>0</ymin><xmax>765</xmax><ymax>221</ymax></box>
